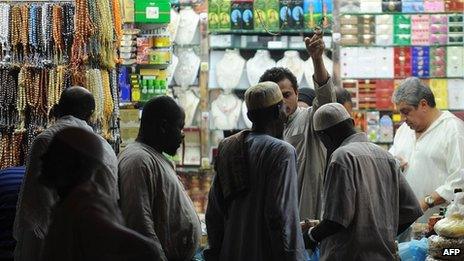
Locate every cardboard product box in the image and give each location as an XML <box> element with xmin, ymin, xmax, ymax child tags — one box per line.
<box><xmin>122</xmin><ymin>0</ymin><xmax>135</xmax><ymax>23</ymax></box>
<box><xmin>134</xmin><ymin>0</ymin><xmax>171</xmax><ymax>24</ymax></box>
<box><xmin>241</xmin><ymin>1</ymin><xmax>254</xmax><ymax>30</ymax></box>
<box><xmin>394</xmin><ymin>24</ymin><xmax>412</xmax><ymax>35</ymax></box>
<box><xmin>360</xmin><ymin>0</ymin><xmax>382</xmax><ymax>13</ymax></box>
<box><xmin>402</xmin><ymin>1</ymin><xmax>425</xmax><ymax>12</ymax></box>
<box><xmin>448</xmin><ymin>13</ymin><xmax>464</xmax><ymax>24</ymax></box>
<box><xmin>219</xmin><ymin>0</ymin><xmax>231</xmax><ymax>30</ymax></box>
<box><xmin>448</xmin><ymin>33</ymin><xmax>464</xmax><ymax>44</ymax></box>
<box><xmin>359</xmin><ymin>34</ymin><xmax>376</xmax><ymax>45</ymax></box>
<box><xmin>394</xmin><ymin>14</ymin><xmax>411</xmax><ymax>25</ymax></box>
<box><xmin>430</xmin><ymin>14</ymin><xmax>448</xmax><ymax>24</ymax></box>
<box><xmin>424</xmin><ymin>0</ymin><xmax>445</xmax><ymax>12</ymax></box>
<box><xmin>430</xmin><ymin>34</ymin><xmax>448</xmax><ymax>45</ymax></box>
<box><xmin>366</xmin><ymin>111</ymin><xmax>380</xmax><ymax>142</ymax></box>
<box><xmin>342</xmin><ymin>80</ymin><xmax>359</xmax><ymax>110</ymax></box>
<box><xmin>429</xmin><ymin>79</ymin><xmax>448</xmax><ymax>109</ymax></box>
<box><xmin>445</xmin><ymin>0</ymin><xmax>464</xmax><ymax>12</ymax></box>
<box><xmin>341</xmin><ymin>25</ymin><xmax>359</xmax><ymax>35</ymax></box>
<box><xmin>279</xmin><ymin>0</ymin><xmax>292</xmax><ymax>30</ymax></box>
<box><xmin>376</xmin><ymin>34</ymin><xmax>393</xmax><ymax>45</ymax></box>
<box><xmin>230</xmin><ymin>1</ymin><xmax>242</xmax><ymax>29</ymax></box>
<box><xmin>254</xmin><ymin>0</ymin><xmax>266</xmax><ymax>30</ymax></box>
<box><xmin>291</xmin><ymin>0</ymin><xmax>304</xmax><ymax>29</ymax></box>
<box><xmin>394</xmin><ymin>34</ymin><xmax>411</xmax><ymax>45</ymax></box>
<box><xmin>447</xmin><ymin>46</ymin><xmax>464</xmax><ymax>77</ymax></box>
<box><xmin>209</xmin><ymin>0</ymin><xmax>221</xmax><ymax>31</ymax></box>
<box><xmin>266</xmin><ymin>0</ymin><xmax>280</xmax><ymax>30</ymax></box>
<box><xmin>447</xmin><ymin>79</ymin><xmax>464</xmax><ymax>110</ymax></box>
<box><xmin>382</xmin><ymin>1</ymin><xmax>402</xmax><ymax>12</ymax></box>
<box><xmin>412</xmin><ymin>46</ymin><xmax>430</xmax><ymax>56</ymax></box>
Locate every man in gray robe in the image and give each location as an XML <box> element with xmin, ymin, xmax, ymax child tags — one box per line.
<box><xmin>40</xmin><ymin>127</ymin><xmax>161</xmax><ymax>261</ymax></box>
<box><xmin>204</xmin><ymin>82</ymin><xmax>305</xmax><ymax>261</ymax></box>
<box><xmin>14</xmin><ymin>87</ymin><xmax>119</xmax><ymax>261</ymax></box>
<box><xmin>259</xmin><ymin>32</ymin><xmax>336</xmax><ymax>220</ymax></box>
<box><xmin>118</xmin><ymin>96</ymin><xmax>201</xmax><ymax>261</ymax></box>
<box><xmin>303</xmin><ymin>103</ymin><xmax>422</xmax><ymax>261</ymax></box>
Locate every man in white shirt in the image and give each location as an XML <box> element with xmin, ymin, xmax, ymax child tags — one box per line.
<box><xmin>389</xmin><ymin>77</ymin><xmax>464</xmax><ymax>221</ymax></box>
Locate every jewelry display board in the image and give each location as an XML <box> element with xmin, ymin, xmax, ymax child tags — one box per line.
<box><xmin>0</xmin><ymin>0</ymin><xmax>122</xmax><ymax>169</ymax></box>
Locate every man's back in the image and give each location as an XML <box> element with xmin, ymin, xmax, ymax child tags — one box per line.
<box><xmin>14</xmin><ymin>116</ymin><xmax>118</xmax><ymax>261</ymax></box>
<box><xmin>321</xmin><ymin>133</ymin><xmax>421</xmax><ymax>261</ymax></box>
<box><xmin>206</xmin><ymin>132</ymin><xmax>305</xmax><ymax>261</ymax></box>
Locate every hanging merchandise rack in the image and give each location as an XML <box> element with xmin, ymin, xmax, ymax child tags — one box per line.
<box><xmin>0</xmin><ymin>0</ymin><xmax>122</xmax><ymax>169</ymax></box>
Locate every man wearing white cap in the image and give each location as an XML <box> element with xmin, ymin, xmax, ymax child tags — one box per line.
<box><xmin>259</xmin><ymin>32</ymin><xmax>335</xmax><ymax>220</ymax></box>
<box><xmin>205</xmin><ymin>82</ymin><xmax>305</xmax><ymax>261</ymax></box>
<box><xmin>303</xmin><ymin>103</ymin><xmax>422</xmax><ymax>261</ymax></box>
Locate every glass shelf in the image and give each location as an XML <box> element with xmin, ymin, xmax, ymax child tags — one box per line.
<box><xmin>209</xmin><ymin>29</ymin><xmax>332</xmax><ymax>36</ymax></box>
<box><xmin>340</xmin><ymin>44</ymin><xmax>464</xmax><ymax>48</ymax></box>
<box><xmin>210</xmin><ymin>46</ymin><xmax>307</xmax><ymax>51</ymax></box>
<box><xmin>342</xmin><ymin>77</ymin><xmax>464</xmax><ymax>80</ymax></box>
<box><xmin>341</xmin><ymin>12</ymin><xmax>463</xmax><ymax>16</ymax></box>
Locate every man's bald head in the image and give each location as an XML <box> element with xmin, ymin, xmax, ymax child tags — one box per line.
<box><xmin>56</xmin><ymin>86</ymin><xmax>95</xmax><ymax>121</ymax></box>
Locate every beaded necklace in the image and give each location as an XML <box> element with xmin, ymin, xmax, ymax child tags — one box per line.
<box><xmin>29</xmin><ymin>5</ymin><xmax>39</xmax><ymax>59</ymax></box>
<box><xmin>0</xmin><ymin>4</ymin><xmax>10</xmax><ymax>57</ymax></box>
<box><xmin>101</xmin><ymin>69</ymin><xmax>114</xmax><ymax>139</ymax></box>
<box><xmin>52</xmin><ymin>5</ymin><xmax>64</xmax><ymax>64</ymax></box>
<box><xmin>112</xmin><ymin>0</ymin><xmax>122</xmax><ymax>50</ymax></box>
<box><xmin>20</xmin><ymin>4</ymin><xmax>29</xmax><ymax>57</ymax></box>
<box><xmin>10</xmin><ymin>6</ymin><xmax>21</xmax><ymax>61</ymax></box>
<box><xmin>71</xmin><ymin>0</ymin><xmax>95</xmax><ymax>69</ymax></box>
<box><xmin>62</xmin><ymin>4</ymin><xmax>74</xmax><ymax>61</ymax></box>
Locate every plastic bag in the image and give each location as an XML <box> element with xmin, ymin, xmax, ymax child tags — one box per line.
<box><xmin>398</xmin><ymin>238</ymin><xmax>428</xmax><ymax>261</ymax></box>
<box><xmin>307</xmin><ymin>248</ymin><xmax>320</xmax><ymax>261</ymax></box>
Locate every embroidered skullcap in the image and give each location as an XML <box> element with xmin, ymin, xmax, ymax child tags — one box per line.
<box><xmin>313</xmin><ymin>102</ymin><xmax>351</xmax><ymax>131</ymax></box>
<box><xmin>245</xmin><ymin>81</ymin><xmax>283</xmax><ymax>111</ymax></box>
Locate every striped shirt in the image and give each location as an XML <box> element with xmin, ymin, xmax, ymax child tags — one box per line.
<box><xmin>0</xmin><ymin>166</ymin><xmax>25</xmax><ymax>258</ymax></box>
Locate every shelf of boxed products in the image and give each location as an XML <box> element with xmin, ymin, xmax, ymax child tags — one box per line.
<box><xmin>341</xmin><ymin>12</ymin><xmax>463</xmax><ymax>16</ymax></box>
<box><xmin>209</xmin><ymin>29</ymin><xmax>332</xmax><ymax>36</ymax></box>
<box><xmin>177</xmin><ymin>169</ymin><xmax>214</xmax><ymax>214</ymax></box>
<box><xmin>340</xmin><ymin>46</ymin><xmax>464</xmax><ymax>79</ymax></box>
<box><xmin>339</xmin><ymin>13</ymin><xmax>464</xmax><ymax>46</ymax></box>
<box><xmin>342</xmin><ymin>78</ymin><xmax>464</xmax><ymax>115</ymax></box>
<box><xmin>209</xmin><ymin>34</ymin><xmax>333</xmax><ymax>51</ymax></box>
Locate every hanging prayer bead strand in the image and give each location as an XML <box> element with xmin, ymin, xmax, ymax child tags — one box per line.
<box><xmin>0</xmin><ymin>4</ymin><xmax>10</xmax><ymax>58</ymax></box>
<box><xmin>20</xmin><ymin>4</ymin><xmax>29</xmax><ymax>58</ymax></box>
<box><xmin>52</xmin><ymin>5</ymin><xmax>64</xmax><ymax>64</ymax></box>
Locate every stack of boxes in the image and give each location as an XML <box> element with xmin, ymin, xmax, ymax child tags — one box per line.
<box><xmin>445</xmin><ymin>0</ymin><xmax>464</xmax><ymax>11</ymax></box>
<box><xmin>424</xmin><ymin>0</ymin><xmax>445</xmax><ymax>12</ymax></box>
<box><xmin>394</xmin><ymin>47</ymin><xmax>412</xmax><ymax>77</ymax></box>
<box><xmin>448</xmin><ymin>13</ymin><xmax>464</xmax><ymax>45</ymax></box>
<box><xmin>358</xmin><ymin>79</ymin><xmax>377</xmax><ymax>110</ymax></box>
<box><xmin>120</xmin><ymin>30</ymin><xmax>138</xmax><ymax>65</ymax></box>
<box><xmin>447</xmin><ymin>46</ymin><xmax>464</xmax><ymax>77</ymax></box>
<box><xmin>360</xmin><ymin>0</ymin><xmax>381</xmax><ymax>13</ymax></box>
<box><xmin>402</xmin><ymin>0</ymin><xmax>425</xmax><ymax>12</ymax></box>
<box><xmin>411</xmin><ymin>14</ymin><xmax>430</xmax><ymax>45</ymax></box>
<box><xmin>376</xmin><ymin>15</ymin><xmax>393</xmax><ymax>45</ymax></box>
<box><xmin>430</xmin><ymin>14</ymin><xmax>448</xmax><ymax>45</ymax></box>
<box><xmin>394</xmin><ymin>14</ymin><xmax>411</xmax><ymax>45</ymax></box>
<box><xmin>375</xmin><ymin>80</ymin><xmax>394</xmax><ymax>110</ymax></box>
<box><xmin>412</xmin><ymin>46</ymin><xmax>430</xmax><ymax>77</ymax></box>
<box><xmin>382</xmin><ymin>0</ymin><xmax>402</xmax><ymax>12</ymax></box>
<box><xmin>430</xmin><ymin>46</ymin><xmax>447</xmax><ymax>77</ymax></box>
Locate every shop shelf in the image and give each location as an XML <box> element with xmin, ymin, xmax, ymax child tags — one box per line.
<box><xmin>209</xmin><ymin>29</ymin><xmax>332</xmax><ymax>36</ymax></box>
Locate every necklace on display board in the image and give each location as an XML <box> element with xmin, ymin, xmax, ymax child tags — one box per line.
<box><xmin>167</xmin><ymin>53</ymin><xmax>179</xmax><ymax>86</ymax></box>
<box><xmin>216</xmin><ymin>49</ymin><xmax>245</xmax><ymax>90</ymax></box>
<box><xmin>277</xmin><ymin>51</ymin><xmax>304</xmax><ymax>84</ymax></box>
<box><xmin>178</xmin><ymin>88</ymin><xmax>200</xmax><ymax>127</ymax></box>
<box><xmin>246</xmin><ymin>50</ymin><xmax>276</xmax><ymax>86</ymax></box>
<box><xmin>211</xmin><ymin>92</ymin><xmax>241</xmax><ymax>130</ymax></box>
<box><xmin>174</xmin><ymin>48</ymin><xmax>200</xmax><ymax>87</ymax></box>
<box><xmin>175</xmin><ymin>7</ymin><xmax>199</xmax><ymax>45</ymax></box>
<box><xmin>167</xmin><ymin>9</ymin><xmax>180</xmax><ymax>42</ymax></box>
